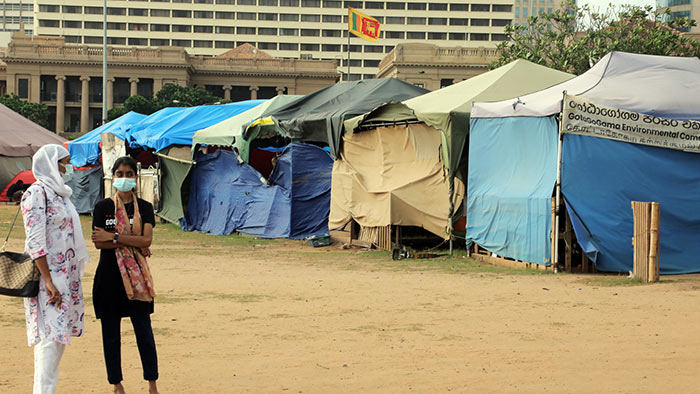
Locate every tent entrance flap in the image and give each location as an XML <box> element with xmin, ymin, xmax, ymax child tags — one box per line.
<box><xmin>157</xmin><ymin>148</ymin><xmax>193</xmax><ymax>224</ymax></box>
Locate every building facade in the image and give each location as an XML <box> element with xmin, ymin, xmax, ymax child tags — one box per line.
<box><xmin>512</xmin><ymin>0</ymin><xmax>566</xmax><ymax>26</ymax></box>
<box><xmin>658</xmin><ymin>0</ymin><xmax>700</xmax><ymax>33</ymax></box>
<box><xmin>377</xmin><ymin>42</ymin><xmax>497</xmax><ymax>90</ymax></box>
<box><xmin>0</xmin><ymin>1</ymin><xmax>34</xmax><ymax>34</ymax></box>
<box><xmin>0</xmin><ymin>32</ymin><xmax>338</xmax><ymax>133</ymax></box>
<box><xmin>31</xmin><ymin>0</ymin><xmax>514</xmax><ymax>80</ymax></box>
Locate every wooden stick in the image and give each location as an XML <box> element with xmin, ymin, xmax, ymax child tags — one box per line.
<box><xmin>648</xmin><ymin>202</ymin><xmax>660</xmax><ymax>282</ymax></box>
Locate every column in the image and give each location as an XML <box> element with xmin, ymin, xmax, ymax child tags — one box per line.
<box><xmin>129</xmin><ymin>77</ymin><xmax>139</xmax><ymax>97</ymax></box>
<box><xmin>249</xmin><ymin>86</ymin><xmax>259</xmax><ymax>100</ymax></box>
<box><xmin>30</xmin><ymin>74</ymin><xmax>41</xmax><ymax>103</ymax></box>
<box><xmin>223</xmin><ymin>85</ymin><xmax>232</xmax><ymax>101</ymax></box>
<box><xmin>153</xmin><ymin>78</ymin><xmax>163</xmax><ymax>96</ymax></box>
<box><xmin>276</xmin><ymin>86</ymin><xmax>285</xmax><ymax>96</ymax></box>
<box><xmin>80</xmin><ymin>75</ymin><xmax>90</xmax><ymax>133</ymax></box>
<box><xmin>55</xmin><ymin>75</ymin><xmax>66</xmax><ymax>134</ymax></box>
<box><xmin>106</xmin><ymin>78</ymin><xmax>115</xmax><ymax>110</ymax></box>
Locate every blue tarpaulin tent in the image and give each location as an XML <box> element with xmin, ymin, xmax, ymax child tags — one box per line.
<box><xmin>468</xmin><ymin>52</ymin><xmax>700</xmax><ymax>273</ymax></box>
<box><xmin>182</xmin><ymin>143</ymin><xmax>333</xmax><ymax>239</ymax></box>
<box><xmin>68</xmin><ymin>111</ymin><xmax>147</xmax><ymax>167</ymax></box>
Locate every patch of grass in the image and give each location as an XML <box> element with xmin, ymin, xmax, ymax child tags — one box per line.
<box><xmin>551</xmin><ymin>322</ymin><xmax>568</xmax><ymax>327</ymax></box>
<box><xmin>205</xmin><ymin>292</ymin><xmax>274</xmax><ymax>303</ymax></box>
<box><xmin>269</xmin><ymin>313</ymin><xmax>293</xmax><ymax>319</ymax></box>
<box><xmin>152</xmin><ymin>327</ymin><xmax>172</xmax><ymax>336</ymax></box>
<box><xmin>579</xmin><ymin>275</ymin><xmax>646</xmax><ymax>287</ymax></box>
<box><xmin>348</xmin><ymin>324</ymin><xmax>378</xmax><ymax>332</ymax></box>
<box><xmin>154</xmin><ymin>222</ymin><xmax>280</xmax><ymax>248</ymax></box>
<box><xmin>233</xmin><ymin>316</ymin><xmax>258</xmax><ymax>322</ymax></box>
<box><xmin>155</xmin><ymin>294</ymin><xmax>187</xmax><ymax>304</ymax></box>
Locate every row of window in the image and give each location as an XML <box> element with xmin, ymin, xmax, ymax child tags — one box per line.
<box><xmin>515</xmin><ymin>0</ymin><xmax>554</xmax><ymax>3</ymax></box>
<box><xmin>0</xmin><ymin>16</ymin><xmax>34</xmax><ymax>24</ymax></box>
<box><xmin>1</xmin><ymin>3</ymin><xmax>33</xmax><ymax>11</ymax></box>
<box><xmin>38</xmin><ymin>2</ymin><xmax>512</xmax><ymax>13</ymax></box>
<box><xmin>514</xmin><ymin>7</ymin><xmax>553</xmax><ymax>18</ymax></box>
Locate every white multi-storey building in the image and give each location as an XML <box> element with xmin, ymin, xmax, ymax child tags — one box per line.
<box><xmin>0</xmin><ymin>1</ymin><xmax>35</xmax><ymax>35</ymax></box>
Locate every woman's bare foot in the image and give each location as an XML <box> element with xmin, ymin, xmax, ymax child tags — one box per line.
<box><xmin>113</xmin><ymin>383</ymin><xmax>126</xmax><ymax>394</ymax></box>
<box><xmin>148</xmin><ymin>380</ymin><xmax>159</xmax><ymax>394</ymax></box>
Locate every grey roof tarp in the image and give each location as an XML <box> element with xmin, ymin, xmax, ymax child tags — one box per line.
<box><xmin>68</xmin><ymin>165</ymin><xmax>104</xmax><ymax>214</ymax></box>
<box><xmin>0</xmin><ymin>103</ymin><xmax>65</xmax><ymax>157</ymax></box>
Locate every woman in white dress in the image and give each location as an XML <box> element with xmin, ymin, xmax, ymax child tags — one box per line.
<box><xmin>20</xmin><ymin>144</ymin><xmax>89</xmax><ymax>394</ymax></box>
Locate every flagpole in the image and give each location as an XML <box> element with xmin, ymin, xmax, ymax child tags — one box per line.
<box><xmin>347</xmin><ymin>31</ymin><xmax>350</xmax><ymax>79</ymax></box>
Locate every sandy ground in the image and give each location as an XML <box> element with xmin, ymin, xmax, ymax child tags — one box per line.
<box><xmin>2</xmin><ymin>208</ymin><xmax>700</xmax><ymax>393</ymax></box>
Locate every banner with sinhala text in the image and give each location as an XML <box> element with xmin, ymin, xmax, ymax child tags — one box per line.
<box><xmin>562</xmin><ymin>94</ymin><xmax>700</xmax><ymax>153</ymax></box>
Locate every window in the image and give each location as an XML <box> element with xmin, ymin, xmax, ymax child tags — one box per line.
<box><xmin>38</xmin><ymin>20</ymin><xmax>60</xmax><ymax>28</ymax></box>
<box><xmin>344</xmin><ymin>1</ymin><xmax>362</xmax><ymax>7</ymax></box>
<box><xmin>407</xmin><ymin>31</ymin><xmax>425</xmax><ymax>39</ymax></box>
<box><xmin>301</xmin><ymin>29</ymin><xmax>320</xmax><ymax>36</ymax></box>
<box><xmin>450</xmin><ymin>18</ymin><xmax>468</xmax><ymax>25</ymax></box>
<box><xmin>386</xmin><ymin>16</ymin><xmax>404</xmax><ymax>24</ymax></box>
<box><xmin>84</xmin><ymin>6</ymin><xmax>103</xmax><ymax>14</ymax></box>
<box><xmin>281</xmin><ymin>0</ymin><xmax>299</xmax><ymax>5</ymax></box>
<box><xmin>341</xmin><ymin>59</ymin><xmax>361</xmax><ymax>66</ymax></box>
<box><xmin>238</xmin><ymin>12</ymin><xmax>256</xmax><ymax>20</ymax></box>
<box><xmin>492</xmin><ymin>19</ymin><xmax>510</xmax><ymax>27</ymax></box>
<box><xmin>280</xmin><ymin>13</ymin><xmax>299</xmax><ymax>21</ymax></box>
<box><xmin>107</xmin><ymin>22</ymin><xmax>126</xmax><ymax>30</ymax></box>
<box><xmin>216</xmin><ymin>11</ymin><xmax>235</xmax><ymax>19</ymax></box>
<box><xmin>532</xmin><ymin>8</ymin><xmax>537</xmax><ymax>16</ymax></box>
<box><xmin>323</xmin><ymin>0</ymin><xmax>342</xmax><ymax>7</ymax></box>
<box><xmin>260</xmin><ymin>0</ymin><xmax>278</xmax><ymax>5</ymax></box>
<box><xmin>238</xmin><ymin>0</ymin><xmax>256</xmax><ymax>4</ymax></box>
<box><xmin>539</xmin><ymin>8</ymin><xmax>544</xmax><ymax>15</ymax></box>
<box><xmin>429</xmin><ymin>17</ymin><xmax>447</xmax><ymax>25</ymax></box>
<box><xmin>195</xmin><ymin>0</ymin><xmax>214</xmax><ymax>3</ymax></box>
<box><xmin>129</xmin><ymin>38</ymin><xmax>148</xmax><ymax>46</ymax></box>
<box><xmin>322</xmin><ymin>44</ymin><xmax>341</xmax><ymax>51</ymax></box>
<box><xmin>108</xmin><ymin>37</ymin><xmax>126</xmax><ymax>45</ymax></box>
<box><xmin>387</xmin><ymin>1</ymin><xmax>405</xmax><ymax>9</ymax></box>
<box><xmin>471</xmin><ymin>18</ymin><xmax>489</xmax><ymax>26</ymax></box>
<box><xmin>342</xmin><ymin>44</ymin><xmax>362</xmax><ymax>52</ymax></box>
<box><xmin>65</xmin><ymin>36</ymin><xmax>82</xmax><ymax>43</ymax></box>
<box><xmin>365</xmin><ymin>1</ymin><xmax>383</xmax><ymax>8</ymax></box>
<box><xmin>258</xmin><ymin>28</ymin><xmax>277</xmax><ymax>35</ymax></box>
<box><xmin>39</xmin><ymin>5</ymin><xmax>59</xmax><ymax>12</ymax></box>
<box><xmin>237</xmin><ymin>27</ymin><xmax>256</xmax><ymax>34</ymax></box>
<box><xmin>151</xmin><ymin>9</ymin><xmax>170</xmax><ymax>17</ymax></box>
<box><xmin>428</xmin><ymin>32</ymin><xmax>446</xmax><ymax>39</ymax></box>
<box><xmin>172</xmin><ymin>10</ymin><xmax>191</xmax><ymax>17</ymax></box>
<box><xmin>302</xmin><ymin>0</ymin><xmax>321</xmax><ymax>6</ymax></box>
<box><xmin>547</xmin><ymin>8</ymin><xmax>552</xmax><ymax>13</ymax></box>
<box><xmin>301</xmin><ymin>14</ymin><xmax>321</xmax><ymax>22</ymax></box>
<box><xmin>471</xmin><ymin>33</ymin><xmax>489</xmax><ymax>40</ymax></box>
<box><xmin>129</xmin><ymin>23</ymin><xmax>148</xmax><ymax>31</ymax></box>
<box><xmin>17</xmin><ymin>78</ymin><xmax>29</xmax><ymax>99</ymax></box>
<box><xmin>364</xmin><ymin>59</ymin><xmax>380</xmax><ymax>67</ymax></box>
<box><xmin>129</xmin><ymin>8</ymin><xmax>148</xmax><ymax>16</ymax></box>
<box><xmin>523</xmin><ymin>8</ymin><xmax>528</xmax><ymax>17</ymax></box>
<box><xmin>194</xmin><ymin>40</ymin><xmax>214</xmax><ymax>47</ymax></box>
<box><xmin>449</xmin><ymin>32</ymin><xmax>466</xmax><ymax>40</ymax></box>
<box><xmin>216</xmin><ymin>26</ymin><xmax>235</xmax><ymax>33</ymax></box>
<box><xmin>471</xmin><ymin>4</ymin><xmax>490</xmax><ymax>11</ymax></box>
<box><xmin>300</xmin><ymin>43</ymin><xmax>319</xmax><ymax>51</ymax></box>
<box><xmin>173</xmin><ymin>24</ymin><xmax>192</xmax><ymax>32</ymax></box>
<box><xmin>173</xmin><ymin>0</ymin><xmax>192</xmax><ymax>2</ymax></box>
<box><xmin>151</xmin><ymin>24</ymin><xmax>170</xmax><ymax>32</ymax></box>
<box><xmin>63</xmin><ymin>5</ymin><xmax>82</xmax><ymax>13</ymax></box>
<box><xmin>280</xmin><ymin>28</ymin><xmax>299</xmax><ymax>36</ymax></box>
<box><xmin>491</xmin><ymin>34</ymin><xmax>508</xmax><ymax>41</ymax></box>
<box><xmin>84</xmin><ymin>36</ymin><xmax>103</xmax><ymax>44</ymax></box>
<box><xmin>63</xmin><ymin>20</ymin><xmax>81</xmax><ymax>29</ymax></box>
<box><xmin>151</xmin><ymin>39</ymin><xmax>170</xmax><ymax>46</ymax></box>
<box><xmin>385</xmin><ymin>31</ymin><xmax>404</xmax><ymax>39</ymax></box>
<box><xmin>384</xmin><ymin>45</ymin><xmax>394</xmax><ymax>52</ymax></box>
<box><xmin>323</xmin><ymin>15</ymin><xmax>341</xmax><ymax>22</ymax></box>
<box><xmin>323</xmin><ymin>29</ymin><xmax>341</xmax><ymax>37</ymax></box>
<box><xmin>194</xmin><ymin>25</ymin><xmax>213</xmax><ymax>33</ymax></box>
<box><xmin>428</xmin><ymin>3</ymin><xmax>447</xmax><ymax>10</ymax></box>
<box><xmin>195</xmin><ymin>11</ymin><xmax>213</xmax><ymax>18</ymax></box>
<box><xmin>279</xmin><ymin>43</ymin><xmax>299</xmax><ymax>50</ymax></box>
<box><xmin>259</xmin><ymin>13</ymin><xmax>278</xmax><ymax>20</ymax></box>
<box><xmin>450</xmin><ymin>3</ymin><xmax>468</xmax><ymax>11</ymax></box>
<box><xmin>107</xmin><ymin>7</ymin><xmax>126</xmax><ymax>15</ymax></box>
<box><xmin>217</xmin><ymin>0</ymin><xmax>235</xmax><ymax>3</ymax></box>
<box><xmin>216</xmin><ymin>41</ymin><xmax>235</xmax><ymax>48</ymax></box>
<box><xmin>515</xmin><ymin>8</ymin><xmax>520</xmax><ymax>18</ymax></box>
<box><xmin>172</xmin><ymin>40</ymin><xmax>192</xmax><ymax>47</ymax></box>
<box><xmin>407</xmin><ymin>17</ymin><xmax>425</xmax><ymax>25</ymax></box>
<box><xmin>407</xmin><ymin>2</ymin><xmax>425</xmax><ymax>9</ymax></box>
<box><xmin>364</xmin><ymin>45</ymin><xmax>383</xmax><ymax>52</ymax></box>
<box><xmin>493</xmin><ymin>4</ymin><xmax>512</xmax><ymax>12</ymax></box>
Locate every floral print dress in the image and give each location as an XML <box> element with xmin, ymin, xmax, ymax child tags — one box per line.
<box><xmin>21</xmin><ymin>184</ymin><xmax>85</xmax><ymax>346</ymax></box>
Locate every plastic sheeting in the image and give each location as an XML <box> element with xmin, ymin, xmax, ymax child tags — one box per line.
<box><xmin>67</xmin><ymin>166</ymin><xmax>103</xmax><ymax>214</ymax></box>
<box><xmin>467</xmin><ymin>116</ymin><xmax>558</xmax><ymax>266</ymax></box>
<box><xmin>562</xmin><ymin>134</ymin><xmax>700</xmax><ymax>274</ymax></box>
<box><xmin>182</xmin><ymin>143</ymin><xmax>333</xmax><ymax>239</ymax></box>
<box><xmin>68</xmin><ymin>111</ymin><xmax>147</xmax><ymax>168</ymax></box>
<box><xmin>158</xmin><ymin>151</ymin><xmax>192</xmax><ymax>224</ymax></box>
<box><xmin>0</xmin><ymin>103</ymin><xmax>65</xmax><ymax>158</ymax></box>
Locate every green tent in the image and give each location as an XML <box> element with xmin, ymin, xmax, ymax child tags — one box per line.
<box><xmin>157</xmin><ymin>146</ymin><xmax>193</xmax><ymax>224</ymax></box>
<box><xmin>192</xmin><ymin>95</ymin><xmax>303</xmax><ymax>162</ymax></box>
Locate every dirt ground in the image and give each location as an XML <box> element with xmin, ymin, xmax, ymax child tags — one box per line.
<box><xmin>1</xmin><ymin>206</ymin><xmax>700</xmax><ymax>394</ymax></box>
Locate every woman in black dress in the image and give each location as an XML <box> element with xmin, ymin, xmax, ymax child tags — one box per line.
<box><xmin>91</xmin><ymin>156</ymin><xmax>159</xmax><ymax>394</ymax></box>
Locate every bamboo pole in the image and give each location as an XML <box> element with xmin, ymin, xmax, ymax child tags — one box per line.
<box><xmin>648</xmin><ymin>202</ymin><xmax>660</xmax><ymax>282</ymax></box>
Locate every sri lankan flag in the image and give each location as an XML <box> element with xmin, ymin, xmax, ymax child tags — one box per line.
<box><xmin>348</xmin><ymin>7</ymin><xmax>381</xmax><ymax>42</ymax></box>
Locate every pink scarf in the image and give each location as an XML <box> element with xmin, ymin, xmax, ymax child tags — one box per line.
<box><xmin>113</xmin><ymin>192</ymin><xmax>155</xmax><ymax>302</ymax></box>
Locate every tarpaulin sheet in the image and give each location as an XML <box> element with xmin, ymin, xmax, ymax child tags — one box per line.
<box><xmin>0</xmin><ymin>103</ymin><xmax>65</xmax><ymax>158</ymax></box>
<box><xmin>466</xmin><ymin>116</ymin><xmax>558</xmax><ymax>265</ymax></box>
<box><xmin>562</xmin><ymin>134</ymin><xmax>700</xmax><ymax>274</ymax></box>
<box><xmin>129</xmin><ymin>101</ymin><xmax>265</xmax><ymax>152</ymax></box>
<box><xmin>68</xmin><ymin>111</ymin><xmax>147</xmax><ymax>167</ymax></box>
<box><xmin>182</xmin><ymin>143</ymin><xmax>332</xmax><ymax>239</ymax></box>
<box><xmin>67</xmin><ymin>165</ymin><xmax>103</xmax><ymax>214</ymax></box>
<box><xmin>157</xmin><ymin>150</ymin><xmax>192</xmax><ymax>224</ymax></box>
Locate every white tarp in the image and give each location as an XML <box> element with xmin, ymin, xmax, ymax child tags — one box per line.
<box><xmin>472</xmin><ymin>52</ymin><xmax>700</xmax><ymax>120</ymax></box>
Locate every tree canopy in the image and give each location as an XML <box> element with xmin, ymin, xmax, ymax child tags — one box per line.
<box><xmin>107</xmin><ymin>84</ymin><xmax>228</xmax><ymax>121</ymax></box>
<box><xmin>0</xmin><ymin>94</ymin><xmax>50</xmax><ymax>128</ymax></box>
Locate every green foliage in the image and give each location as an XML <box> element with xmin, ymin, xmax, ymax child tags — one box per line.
<box><xmin>492</xmin><ymin>1</ymin><xmax>700</xmax><ymax>75</ymax></box>
<box><xmin>107</xmin><ymin>84</ymin><xmax>224</xmax><ymax>121</ymax></box>
<box><xmin>0</xmin><ymin>93</ymin><xmax>50</xmax><ymax>127</ymax></box>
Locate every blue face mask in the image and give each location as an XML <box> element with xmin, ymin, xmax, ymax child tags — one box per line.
<box><xmin>113</xmin><ymin>177</ymin><xmax>137</xmax><ymax>192</ymax></box>
<box><xmin>59</xmin><ymin>163</ymin><xmax>73</xmax><ymax>183</ymax></box>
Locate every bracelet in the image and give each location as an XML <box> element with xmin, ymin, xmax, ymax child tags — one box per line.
<box><xmin>113</xmin><ymin>232</ymin><xmax>119</xmax><ymax>244</ymax></box>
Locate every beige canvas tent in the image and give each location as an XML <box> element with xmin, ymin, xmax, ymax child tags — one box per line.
<box><xmin>332</xmin><ymin>59</ymin><xmax>574</xmax><ymax>246</ymax></box>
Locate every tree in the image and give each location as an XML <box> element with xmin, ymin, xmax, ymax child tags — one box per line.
<box><xmin>107</xmin><ymin>95</ymin><xmax>157</xmax><ymax>121</ymax></box>
<box><xmin>107</xmin><ymin>84</ymin><xmax>226</xmax><ymax>121</ymax></box>
<box><xmin>0</xmin><ymin>93</ymin><xmax>50</xmax><ymax>128</ymax></box>
<box><xmin>491</xmin><ymin>1</ymin><xmax>700</xmax><ymax>75</ymax></box>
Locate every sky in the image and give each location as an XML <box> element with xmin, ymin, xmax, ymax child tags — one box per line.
<box><xmin>578</xmin><ymin>0</ymin><xmax>656</xmax><ymax>11</ymax></box>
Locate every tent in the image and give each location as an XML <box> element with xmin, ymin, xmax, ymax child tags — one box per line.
<box><xmin>68</xmin><ymin>111</ymin><xmax>147</xmax><ymax>168</ymax></box>
<box><xmin>467</xmin><ymin>52</ymin><xmax>700</xmax><ymax>273</ymax></box>
<box><xmin>0</xmin><ymin>103</ymin><xmax>65</xmax><ymax>192</ymax></box>
<box><xmin>332</xmin><ymin>60</ymin><xmax>574</xmax><ymax>241</ymax></box>
<box><xmin>66</xmin><ymin>165</ymin><xmax>103</xmax><ymax>214</ymax></box>
<box><xmin>0</xmin><ymin>170</ymin><xmax>34</xmax><ymax>202</ymax></box>
<box><xmin>182</xmin><ymin>143</ymin><xmax>333</xmax><ymax>239</ymax></box>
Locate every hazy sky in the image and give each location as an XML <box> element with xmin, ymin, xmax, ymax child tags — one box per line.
<box><xmin>578</xmin><ymin>0</ymin><xmax>656</xmax><ymax>11</ymax></box>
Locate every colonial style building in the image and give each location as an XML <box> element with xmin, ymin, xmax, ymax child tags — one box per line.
<box><xmin>377</xmin><ymin>42</ymin><xmax>498</xmax><ymax>90</ymax></box>
<box><xmin>0</xmin><ymin>31</ymin><xmax>338</xmax><ymax>133</ymax></box>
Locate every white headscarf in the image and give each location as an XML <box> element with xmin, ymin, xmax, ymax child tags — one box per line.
<box><xmin>32</xmin><ymin>145</ymin><xmax>89</xmax><ymax>275</ymax></box>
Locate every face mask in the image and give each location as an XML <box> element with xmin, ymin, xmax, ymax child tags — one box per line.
<box><xmin>59</xmin><ymin>163</ymin><xmax>73</xmax><ymax>183</ymax></box>
<box><xmin>113</xmin><ymin>177</ymin><xmax>137</xmax><ymax>192</ymax></box>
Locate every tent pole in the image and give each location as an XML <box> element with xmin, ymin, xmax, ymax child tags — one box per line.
<box><xmin>553</xmin><ymin>92</ymin><xmax>567</xmax><ymax>273</ymax></box>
